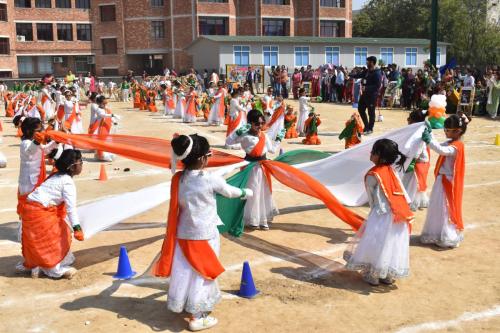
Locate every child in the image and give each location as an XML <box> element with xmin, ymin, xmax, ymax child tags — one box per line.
<box><xmin>21</xmin><ymin>149</ymin><xmax>84</xmax><ymax>279</ymax></box>
<box><xmin>402</xmin><ymin>109</ymin><xmax>430</xmax><ymax>211</ymax></box>
<box><xmin>339</xmin><ymin>112</ymin><xmax>364</xmax><ymax>149</ymax></box>
<box><xmin>183</xmin><ymin>86</ymin><xmax>198</xmax><ymax>123</ymax></box>
<box><xmin>261</xmin><ymin>87</ymin><xmax>274</xmax><ymax>116</ymax></box>
<box><xmin>420</xmin><ymin>114</ymin><xmax>467</xmax><ymax>248</ymax></box>
<box><xmin>302</xmin><ymin>112</ymin><xmax>321</xmax><ymax>145</ymax></box>
<box><xmin>226</xmin><ymin>110</ymin><xmax>284</xmax><ymax>230</ymax></box>
<box><xmin>173</xmin><ymin>84</ymin><xmax>186</xmax><ymax>119</ymax></box>
<box><xmin>284</xmin><ymin>106</ymin><xmax>298</xmax><ymax>139</ymax></box>
<box><xmin>153</xmin><ymin>134</ymin><xmax>252</xmax><ymax>331</ymax></box>
<box><xmin>344</xmin><ymin>139</ymin><xmax>412</xmax><ymax>286</ymax></box>
<box><xmin>120</xmin><ymin>78</ymin><xmax>130</xmax><ymax>102</ymax></box>
<box><xmin>92</xmin><ymin>96</ymin><xmax>117</xmax><ymax>162</ymax></box>
<box><xmin>225</xmin><ymin>91</ymin><xmax>247</xmax><ymax>149</ymax></box>
<box><xmin>297</xmin><ymin>88</ymin><xmax>311</xmax><ymax>137</ymax></box>
<box><xmin>207</xmin><ymin>81</ymin><xmax>226</xmax><ymax>126</ymax></box>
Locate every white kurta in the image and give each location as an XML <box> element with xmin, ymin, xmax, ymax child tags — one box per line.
<box><xmin>167</xmin><ymin>170</ymin><xmax>242</xmax><ymax>314</ymax></box>
<box><xmin>225</xmin><ymin>132</ymin><xmax>279</xmax><ymax>227</ymax></box>
<box><xmin>421</xmin><ymin>139</ymin><xmax>463</xmax><ymax>247</ymax></box>
<box><xmin>41</xmin><ymin>88</ymin><xmax>54</xmax><ymax>120</ymax></box>
<box><xmin>402</xmin><ymin>142</ymin><xmax>430</xmax><ymax>211</ymax></box>
<box><xmin>344</xmin><ymin>174</ymin><xmax>410</xmax><ymax>281</ymax></box>
<box><xmin>225</xmin><ymin>98</ymin><xmax>247</xmax><ymax>149</ymax></box>
<box><xmin>173</xmin><ymin>91</ymin><xmax>185</xmax><ymax>119</ymax></box>
<box><xmin>18</xmin><ymin>139</ymin><xmax>57</xmax><ymax>195</ymax></box>
<box><xmin>207</xmin><ymin>89</ymin><xmax>225</xmax><ymax>125</ymax></box>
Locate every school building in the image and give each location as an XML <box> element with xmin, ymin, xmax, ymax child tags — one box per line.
<box><xmin>186</xmin><ymin>35</ymin><xmax>449</xmax><ymax>82</ymax></box>
<box><xmin>0</xmin><ymin>0</ymin><xmax>353</xmax><ymax>78</ymax></box>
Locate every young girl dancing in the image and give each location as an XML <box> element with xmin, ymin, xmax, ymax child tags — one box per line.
<box><xmin>153</xmin><ymin>134</ymin><xmax>252</xmax><ymax>332</ymax></box>
<box><xmin>21</xmin><ymin>149</ymin><xmax>84</xmax><ymax>279</ymax></box>
<box><xmin>402</xmin><ymin>109</ymin><xmax>430</xmax><ymax>211</ymax></box>
<box><xmin>344</xmin><ymin>139</ymin><xmax>413</xmax><ymax>286</ymax></box>
<box><xmin>420</xmin><ymin>114</ymin><xmax>467</xmax><ymax>248</ymax></box>
<box><xmin>225</xmin><ymin>90</ymin><xmax>247</xmax><ymax>150</ymax></box>
<box><xmin>226</xmin><ymin>110</ymin><xmax>284</xmax><ymax>230</ymax></box>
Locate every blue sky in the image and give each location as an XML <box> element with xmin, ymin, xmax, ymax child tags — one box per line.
<box><xmin>353</xmin><ymin>0</ymin><xmax>368</xmax><ymax>10</ymax></box>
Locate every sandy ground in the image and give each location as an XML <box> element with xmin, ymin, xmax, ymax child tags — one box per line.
<box><xmin>0</xmin><ymin>98</ymin><xmax>499</xmax><ymax>333</ymax></box>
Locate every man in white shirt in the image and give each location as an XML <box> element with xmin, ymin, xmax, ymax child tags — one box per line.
<box><xmin>463</xmin><ymin>68</ymin><xmax>475</xmax><ymax>88</ymax></box>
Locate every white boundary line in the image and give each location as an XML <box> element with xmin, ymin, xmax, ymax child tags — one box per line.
<box><xmin>394</xmin><ymin>305</ymin><xmax>500</xmax><ymax>333</ymax></box>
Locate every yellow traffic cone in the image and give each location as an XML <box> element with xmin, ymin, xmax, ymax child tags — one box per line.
<box><xmin>495</xmin><ymin>134</ymin><xmax>500</xmax><ymax>146</ymax></box>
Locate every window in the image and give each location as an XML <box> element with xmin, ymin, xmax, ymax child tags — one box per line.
<box><xmin>198</xmin><ymin>17</ymin><xmax>228</xmax><ymax>35</ymax></box>
<box><xmin>0</xmin><ymin>38</ymin><xmax>9</xmax><ymax>55</ymax></box>
<box><xmin>55</xmin><ymin>0</ymin><xmax>71</xmax><ymax>8</ymax></box>
<box><xmin>151</xmin><ymin>0</ymin><xmax>164</xmax><ymax>6</ymax></box>
<box><xmin>37</xmin><ymin>23</ymin><xmax>53</xmax><ymax>41</ymax></box>
<box><xmin>15</xmin><ymin>0</ymin><xmax>31</xmax><ymax>8</ymax></box>
<box><xmin>405</xmin><ymin>47</ymin><xmax>417</xmax><ymax>66</ymax></box>
<box><xmin>325</xmin><ymin>46</ymin><xmax>340</xmax><ymax>65</ymax></box>
<box><xmin>100</xmin><ymin>5</ymin><xmax>116</xmax><ymax>22</ymax></box>
<box><xmin>354</xmin><ymin>47</ymin><xmax>367</xmax><ymax>66</ymax></box>
<box><xmin>0</xmin><ymin>4</ymin><xmax>6</xmax><ymax>21</ymax></box>
<box><xmin>35</xmin><ymin>0</ymin><xmax>51</xmax><ymax>8</ymax></box>
<box><xmin>75</xmin><ymin>56</ymin><xmax>90</xmax><ymax>73</ymax></box>
<box><xmin>380</xmin><ymin>47</ymin><xmax>393</xmax><ymax>65</ymax></box>
<box><xmin>320</xmin><ymin>20</ymin><xmax>339</xmax><ymax>37</ymax></box>
<box><xmin>18</xmin><ymin>57</ymin><xmax>34</xmax><ymax>75</ymax></box>
<box><xmin>262</xmin><ymin>19</ymin><xmax>288</xmax><ymax>36</ymax></box>
<box><xmin>295</xmin><ymin>46</ymin><xmax>309</xmax><ymax>66</ymax></box>
<box><xmin>103</xmin><ymin>68</ymin><xmax>119</xmax><ymax>76</ymax></box>
<box><xmin>262</xmin><ymin>0</ymin><xmax>289</xmax><ymax>4</ymax></box>
<box><xmin>57</xmin><ymin>24</ymin><xmax>73</xmax><ymax>41</ymax></box>
<box><xmin>151</xmin><ymin>21</ymin><xmax>165</xmax><ymax>39</ymax></box>
<box><xmin>102</xmin><ymin>38</ymin><xmax>118</xmax><ymax>54</ymax></box>
<box><xmin>76</xmin><ymin>0</ymin><xmax>90</xmax><ymax>9</ymax></box>
<box><xmin>38</xmin><ymin>56</ymin><xmax>53</xmax><ymax>74</ymax></box>
<box><xmin>263</xmin><ymin>45</ymin><xmax>278</xmax><ymax>67</ymax></box>
<box><xmin>431</xmin><ymin>47</ymin><xmax>442</xmax><ymax>66</ymax></box>
<box><xmin>320</xmin><ymin>0</ymin><xmax>342</xmax><ymax>7</ymax></box>
<box><xmin>0</xmin><ymin>71</ymin><xmax>12</xmax><ymax>78</ymax></box>
<box><xmin>77</xmin><ymin>24</ymin><xmax>92</xmax><ymax>41</ymax></box>
<box><xmin>16</xmin><ymin>23</ymin><xmax>34</xmax><ymax>41</ymax></box>
<box><xmin>234</xmin><ymin>46</ymin><xmax>250</xmax><ymax>66</ymax></box>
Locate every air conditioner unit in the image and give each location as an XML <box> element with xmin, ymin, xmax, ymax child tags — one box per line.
<box><xmin>87</xmin><ymin>56</ymin><xmax>95</xmax><ymax>65</ymax></box>
<box><xmin>16</xmin><ymin>36</ymin><xmax>26</xmax><ymax>42</ymax></box>
<box><xmin>53</xmin><ymin>57</ymin><xmax>64</xmax><ymax>63</ymax></box>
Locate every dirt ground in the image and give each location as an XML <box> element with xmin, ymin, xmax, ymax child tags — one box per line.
<box><xmin>0</xmin><ymin>98</ymin><xmax>499</xmax><ymax>333</ymax></box>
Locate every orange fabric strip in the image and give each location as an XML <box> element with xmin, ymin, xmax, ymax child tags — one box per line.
<box><xmin>264</xmin><ymin>104</ymin><xmax>285</xmax><ymax>130</ymax></box>
<box><xmin>177</xmin><ymin>239</ymin><xmax>225</xmax><ymax>280</ymax></box>
<box><xmin>261</xmin><ymin>160</ymin><xmax>364</xmax><ymax>230</ymax></box>
<box><xmin>367</xmin><ymin>165</ymin><xmax>414</xmax><ymax>225</ymax></box>
<box><xmin>186</xmin><ymin>92</ymin><xmax>198</xmax><ymax>117</ymax></box>
<box><xmin>248</xmin><ymin>132</ymin><xmax>266</xmax><ymax>158</ymax></box>
<box><xmin>226</xmin><ymin>111</ymin><xmax>243</xmax><ymax>137</ymax></box>
<box><xmin>21</xmin><ymin>201</ymin><xmax>71</xmax><ymax>269</ymax></box>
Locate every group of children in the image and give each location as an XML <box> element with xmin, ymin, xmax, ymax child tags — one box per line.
<box><xmin>2</xmin><ymin>75</ymin><xmax>470</xmax><ymax>332</ymax></box>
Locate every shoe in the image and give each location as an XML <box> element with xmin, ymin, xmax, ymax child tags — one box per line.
<box><xmin>62</xmin><ymin>267</ymin><xmax>77</xmax><ymax>280</ymax></box>
<box><xmin>363</xmin><ymin>130</ymin><xmax>373</xmax><ymax>135</ymax></box>
<box><xmin>363</xmin><ymin>275</ymin><xmax>379</xmax><ymax>286</ymax></box>
<box><xmin>259</xmin><ymin>225</ymin><xmax>269</xmax><ymax>231</ymax></box>
<box><xmin>31</xmin><ymin>267</ymin><xmax>40</xmax><ymax>279</ymax></box>
<box><xmin>247</xmin><ymin>225</ymin><xmax>259</xmax><ymax>231</ymax></box>
<box><xmin>189</xmin><ymin>316</ymin><xmax>218</xmax><ymax>331</ymax></box>
<box><xmin>380</xmin><ymin>277</ymin><xmax>395</xmax><ymax>285</ymax></box>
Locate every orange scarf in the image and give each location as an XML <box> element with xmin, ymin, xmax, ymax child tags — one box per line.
<box><xmin>434</xmin><ymin>140</ymin><xmax>465</xmax><ymax>230</ymax></box>
<box><xmin>264</xmin><ymin>104</ymin><xmax>285</xmax><ymax>130</ymax></box>
<box><xmin>226</xmin><ymin>110</ymin><xmax>243</xmax><ymax>137</ymax></box>
<box><xmin>248</xmin><ymin>132</ymin><xmax>266</xmax><ymax>158</ymax></box>
<box><xmin>153</xmin><ymin>172</ymin><xmax>225</xmax><ymax>280</ymax></box>
<box><xmin>366</xmin><ymin>165</ymin><xmax>414</xmax><ymax>226</ymax></box>
<box><xmin>186</xmin><ymin>92</ymin><xmax>198</xmax><ymax>117</ymax></box>
<box><xmin>217</xmin><ymin>88</ymin><xmax>226</xmax><ymax>118</ymax></box>
<box><xmin>414</xmin><ymin>146</ymin><xmax>431</xmax><ymax>192</ymax></box>
<box><xmin>21</xmin><ymin>201</ymin><xmax>71</xmax><ymax>269</ymax></box>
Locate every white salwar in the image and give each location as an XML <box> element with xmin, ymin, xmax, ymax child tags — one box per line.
<box><xmin>226</xmin><ymin>132</ymin><xmax>279</xmax><ymax>228</ymax></box>
<box><xmin>225</xmin><ymin>98</ymin><xmax>247</xmax><ymax>150</ymax></box>
<box><xmin>420</xmin><ymin>138</ymin><xmax>463</xmax><ymax>248</ymax></box>
<box><xmin>344</xmin><ymin>174</ymin><xmax>410</xmax><ymax>282</ymax></box>
<box><xmin>41</xmin><ymin>88</ymin><xmax>54</xmax><ymax>120</ymax></box>
<box><xmin>402</xmin><ymin>143</ymin><xmax>430</xmax><ymax>211</ymax></box>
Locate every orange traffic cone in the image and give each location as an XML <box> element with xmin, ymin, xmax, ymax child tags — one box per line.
<box><xmin>99</xmin><ymin>164</ymin><xmax>108</xmax><ymax>181</ymax></box>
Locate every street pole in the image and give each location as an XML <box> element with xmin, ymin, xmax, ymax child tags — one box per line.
<box><xmin>430</xmin><ymin>0</ymin><xmax>438</xmax><ymax>67</ymax></box>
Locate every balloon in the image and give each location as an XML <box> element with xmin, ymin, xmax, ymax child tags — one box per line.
<box><xmin>316</xmin><ymin>96</ymin><xmax>323</xmax><ymax>103</ymax></box>
<box><xmin>429</xmin><ymin>116</ymin><xmax>445</xmax><ymax>129</ymax></box>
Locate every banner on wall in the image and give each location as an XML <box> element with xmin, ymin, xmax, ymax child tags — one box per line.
<box><xmin>225</xmin><ymin>64</ymin><xmax>265</xmax><ymax>91</ymax></box>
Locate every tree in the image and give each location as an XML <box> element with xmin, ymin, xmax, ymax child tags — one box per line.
<box><xmin>353</xmin><ymin>0</ymin><xmax>499</xmax><ymax>67</ymax></box>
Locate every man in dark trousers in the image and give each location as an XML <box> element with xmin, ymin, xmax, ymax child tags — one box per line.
<box><xmin>350</xmin><ymin>56</ymin><xmax>382</xmax><ymax>135</ymax></box>
<box><xmin>246</xmin><ymin>67</ymin><xmax>255</xmax><ymax>95</ymax></box>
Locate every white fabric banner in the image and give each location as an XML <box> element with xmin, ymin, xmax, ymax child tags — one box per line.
<box><xmin>78</xmin><ymin>124</ymin><xmax>425</xmax><ymax>238</ymax></box>
<box><xmin>295</xmin><ymin>123</ymin><xmax>426</xmax><ymax>206</ymax></box>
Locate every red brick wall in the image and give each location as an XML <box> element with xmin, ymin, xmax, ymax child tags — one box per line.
<box><xmin>0</xmin><ymin>0</ymin><xmax>17</xmax><ymax>77</ymax></box>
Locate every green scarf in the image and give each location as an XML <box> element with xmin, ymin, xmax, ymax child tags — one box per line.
<box><xmin>338</xmin><ymin>120</ymin><xmax>356</xmax><ymax>141</ymax></box>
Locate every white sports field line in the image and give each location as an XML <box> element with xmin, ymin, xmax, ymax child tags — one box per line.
<box><xmin>394</xmin><ymin>305</ymin><xmax>500</xmax><ymax>333</ymax></box>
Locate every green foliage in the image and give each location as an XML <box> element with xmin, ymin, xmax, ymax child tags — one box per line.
<box><xmin>353</xmin><ymin>0</ymin><xmax>500</xmax><ymax>66</ymax></box>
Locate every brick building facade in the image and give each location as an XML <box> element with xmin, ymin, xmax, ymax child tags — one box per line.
<box><xmin>0</xmin><ymin>0</ymin><xmax>352</xmax><ymax>78</ymax></box>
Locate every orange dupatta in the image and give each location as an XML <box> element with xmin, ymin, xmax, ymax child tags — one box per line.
<box><xmin>414</xmin><ymin>146</ymin><xmax>431</xmax><ymax>192</ymax></box>
<box><xmin>226</xmin><ymin>110</ymin><xmax>243</xmax><ymax>137</ymax></box>
<box><xmin>186</xmin><ymin>92</ymin><xmax>198</xmax><ymax>117</ymax></box>
<box><xmin>153</xmin><ymin>172</ymin><xmax>225</xmax><ymax>280</ymax></box>
<box><xmin>366</xmin><ymin>165</ymin><xmax>414</xmax><ymax>227</ymax></box>
<box><xmin>264</xmin><ymin>104</ymin><xmax>285</xmax><ymax>130</ymax></box>
<box><xmin>433</xmin><ymin>141</ymin><xmax>465</xmax><ymax>230</ymax></box>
